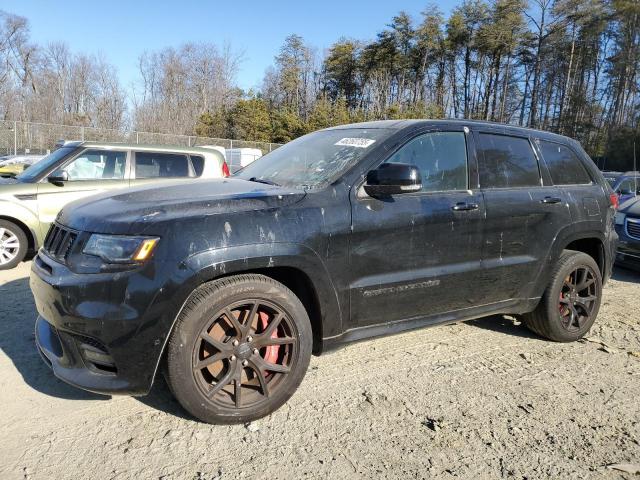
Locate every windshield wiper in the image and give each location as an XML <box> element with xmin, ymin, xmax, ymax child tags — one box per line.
<box><xmin>248</xmin><ymin>177</ymin><xmax>280</xmax><ymax>186</ymax></box>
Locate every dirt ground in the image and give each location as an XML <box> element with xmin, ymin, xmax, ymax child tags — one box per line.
<box><xmin>0</xmin><ymin>261</ymin><xmax>639</xmax><ymax>480</ymax></box>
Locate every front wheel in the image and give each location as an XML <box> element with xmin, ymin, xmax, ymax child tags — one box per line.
<box><xmin>0</xmin><ymin>220</ymin><xmax>28</xmax><ymax>270</ymax></box>
<box><xmin>165</xmin><ymin>274</ymin><xmax>312</xmax><ymax>424</ymax></box>
<box><xmin>523</xmin><ymin>250</ymin><xmax>602</xmax><ymax>342</ymax></box>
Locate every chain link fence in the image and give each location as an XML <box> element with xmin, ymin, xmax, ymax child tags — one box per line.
<box><xmin>0</xmin><ymin>121</ymin><xmax>281</xmax><ymax>157</ymax></box>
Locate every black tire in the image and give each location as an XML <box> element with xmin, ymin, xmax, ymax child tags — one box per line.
<box><xmin>0</xmin><ymin>220</ymin><xmax>28</xmax><ymax>270</ymax></box>
<box><xmin>523</xmin><ymin>250</ymin><xmax>602</xmax><ymax>342</ymax></box>
<box><xmin>165</xmin><ymin>274</ymin><xmax>312</xmax><ymax>424</ymax></box>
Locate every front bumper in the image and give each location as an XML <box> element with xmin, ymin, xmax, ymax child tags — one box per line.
<box><xmin>30</xmin><ymin>251</ymin><xmax>193</xmax><ymax>395</ymax></box>
<box><xmin>35</xmin><ymin>316</ymin><xmax>132</xmax><ymax>394</ymax></box>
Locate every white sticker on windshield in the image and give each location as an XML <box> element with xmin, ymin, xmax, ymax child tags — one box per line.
<box><xmin>335</xmin><ymin>138</ymin><xmax>376</xmax><ymax>148</ymax></box>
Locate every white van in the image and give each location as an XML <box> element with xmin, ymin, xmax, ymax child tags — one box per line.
<box><xmin>226</xmin><ymin>148</ymin><xmax>263</xmax><ymax>173</ymax></box>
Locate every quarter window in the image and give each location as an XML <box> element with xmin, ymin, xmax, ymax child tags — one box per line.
<box><xmin>538</xmin><ymin>140</ymin><xmax>592</xmax><ymax>185</ymax></box>
<box><xmin>135</xmin><ymin>152</ymin><xmax>190</xmax><ymax>178</ymax></box>
<box><xmin>385</xmin><ymin>131</ymin><xmax>468</xmax><ymax>192</ymax></box>
<box><xmin>63</xmin><ymin>150</ymin><xmax>126</xmax><ymax>181</ymax></box>
<box><xmin>478</xmin><ymin>134</ymin><xmax>540</xmax><ymax>188</ymax></box>
<box><xmin>191</xmin><ymin>155</ymin><xmax>205</xmax><ymax>177</ymax></box>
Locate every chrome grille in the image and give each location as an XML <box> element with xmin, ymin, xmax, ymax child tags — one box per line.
<box><xmin>43</xmin><ymin>224</ymin><xmax>78</xmax><ymax>261</ymax></box>
<box><xmin>626</xmin><ymin>217</ymin><xmax>640</xmax><ymax>240</ymax></box>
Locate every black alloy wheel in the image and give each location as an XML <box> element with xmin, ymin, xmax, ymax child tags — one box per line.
<box><xmin>558</xmin><ymin>266</ymin><xmax>599</xmax><ymax>333</ymax></box>
<box><xmin>192</xmin><ymin>299</ymin><xmax>298</xmax><ymax>409</ymax></box>
<box><xmin>523</xmin><ymin>250</ymin><xmax>602</xmax><ymax>342</ymax></box>
<box><xmin>166</xmin><ymin>274</ymin><xmax>312</xmax><ymax>424</ymax></box>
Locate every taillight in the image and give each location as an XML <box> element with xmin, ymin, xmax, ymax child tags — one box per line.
<box><xmin>609</xmin><ymin>193</ymin><xmax>619</xmax><ymax>210</ymax></box>
<box><xmin>222</xmin><ymin>161</ymin><xmax>230</xmax><ymax>177</ymax></box>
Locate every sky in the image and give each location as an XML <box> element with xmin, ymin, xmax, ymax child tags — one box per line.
<box><xmin>4</xmin><ymin>0</ymin><xmax>458</xmax><ymax>92</ymax></box>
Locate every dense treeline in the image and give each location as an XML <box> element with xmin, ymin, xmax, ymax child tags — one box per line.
<box><xmin>245</xmin><ymin>0</ymin><xmax>639</xmax><ymax>169</ymax></box>
<box><xmin>1</xmin><ymin>2</ymin><xmax>639</xmax><ymax>168</ymax></box>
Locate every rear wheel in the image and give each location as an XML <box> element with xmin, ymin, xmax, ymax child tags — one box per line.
<box><xmin>166</xmin><ymin>274</ymin><xmax>312</xmax><ymax>424</ymax></box>
<box><xmin>0</xmin><ymin>220</ymin><xmax>27</xmax><ymax>270</ymax></box>
<box><xmin>523</xmin><ymin>250</ymin><xmax>602</xmax><ymax>342</ymax></box>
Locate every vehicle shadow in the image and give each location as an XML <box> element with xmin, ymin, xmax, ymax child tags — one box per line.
<box><xmin>0</xmin><ymin>274</ymin><xmax>193</xmax><ymax>418</ymax></box>
<box><xmin>466</xmin><ymin>314</ymin><xmax>543</xmax><ymax>340</ymax></box>
<box><xmin>0</xmin><ymin>276</ymin><xmax>107</xmax><ymax>401</ymax></box>
<box><xmin>135</xmin><ymin>375</ymin><xmax>195</xmax><ymax>421</ymax></box>
<box><xmin>612</xmin><ymin>265</ymin><xmax>640</xmax><ymax>283</ymax></box>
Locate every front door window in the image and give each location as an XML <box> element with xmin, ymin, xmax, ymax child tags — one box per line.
<box><xmin>63</xmin><ymin>150</ymin><xmax>127</xmax><ymax>181</ymax></box>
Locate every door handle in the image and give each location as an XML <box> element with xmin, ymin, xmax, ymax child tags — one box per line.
<box><xmin>540</xmin><ymin>196</ymin><xmax>562</xmax><ymax>204</ymax></box>
<box><xmin>452</xmin><ymin>202</ymin><xmax>479</xmax><ymax>211</ymax></box>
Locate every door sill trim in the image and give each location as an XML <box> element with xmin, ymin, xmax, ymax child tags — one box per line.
<box><xmin>321</xmin><ymin>297</ymin><xmax>539</xmax><ymax>353</ymax></box>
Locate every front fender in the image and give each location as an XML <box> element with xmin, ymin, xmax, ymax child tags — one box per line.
<box><xmin>0</xmin><ymin>199</ymin><xmax>42</xmax><ymax>247</ymax></box>
<box><xmin>184</xmin><ymin>242</ymin><xmax>343</xmax><ymax>339</ymax></box>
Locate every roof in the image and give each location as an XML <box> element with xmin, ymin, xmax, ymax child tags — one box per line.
<box><xmin>58</xmin><ymin>141</ymin><xmax>225</xmax><ymax>155</ymax></box>
<box><xmin>327</xmin><ymin>119</ymin><xmax>572</xmax><ymax>142</ymax></box>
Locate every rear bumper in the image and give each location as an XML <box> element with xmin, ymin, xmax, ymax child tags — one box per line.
<box><xmin>30</xmin><ymin>251</ymin><xmax>193</xmax><ymax>395</ymax></box>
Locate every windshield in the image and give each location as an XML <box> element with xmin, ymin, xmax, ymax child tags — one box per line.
<box><xmin>235</xmin><ymin>128</ymin><xmax>393</xmax><ymax>188</ymax></box>
<box><xmin>17</xmin><ymin>147</ymin><xmax>76</xmax><ymax>181</ymax></box>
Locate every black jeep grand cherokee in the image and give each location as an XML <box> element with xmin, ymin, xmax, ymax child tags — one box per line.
<box><xmin>31</xmin><ymin>120</ymin><xmax>617</xmax><ymax>424</ymax></box>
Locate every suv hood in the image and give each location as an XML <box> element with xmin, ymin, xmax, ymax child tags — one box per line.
<box><xmin>619</xmin><ymin>196</ymin><xmax>640</xmax><ymax>217</ymax></box>
<box><xmin>58</xmin><ymin>178</ymin><xmax>306</xmax><ymax>234</ymax></box>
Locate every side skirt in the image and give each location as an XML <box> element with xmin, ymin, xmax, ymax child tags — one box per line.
<box><xmin>319</xmin><ymin>297</ymin><xmax>540</xmax><ymax>354</ymax></box>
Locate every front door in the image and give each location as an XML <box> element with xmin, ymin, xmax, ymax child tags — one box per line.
<box><xmin>349</xmin><ymin>128</ymin><xmax>485</xmax><ymax>327</ymax></box>
<box><xmin>36</xmin><ymin>149</ymin><xmax>129</xmax><ymax>235</ymax></box>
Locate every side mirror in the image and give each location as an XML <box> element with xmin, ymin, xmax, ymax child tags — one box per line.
<box><xmin>48</xmin><ymin>170</ymin><xmax>68</xmax><ymax>185</ymax></box>
<box><xmin>364</xmin><ymin>163</ymin><xmax>422</xmax><ymax>197</ymax></box>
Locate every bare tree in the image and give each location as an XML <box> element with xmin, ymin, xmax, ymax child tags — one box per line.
<box><xmin>132</xmin><ymin>42</ymin><xmax>243</xmax><ymax>134</ymax></box>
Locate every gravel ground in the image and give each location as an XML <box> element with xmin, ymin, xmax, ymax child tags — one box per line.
<box><xmin>0</xmin><ymin>261</ymin><xmax>639</xmax><ymax>480</ymax></box>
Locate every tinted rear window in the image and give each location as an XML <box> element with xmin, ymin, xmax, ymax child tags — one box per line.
<box><xmin>478</xmin><ymin>133</ymin><xmax>540</xmax><ymax>188</ymax></box>
<box><xmin>538</xmin><ymin>140</ymin><xmax>592</xmax><ymax>185</ymax></box>
<box><xmin>135</xmin><ymin>152</ymin><xmax>190</xmax><ymax>178</ymax></box>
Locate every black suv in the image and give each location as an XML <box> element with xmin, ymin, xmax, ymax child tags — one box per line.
<box><xmin>31</xmin><ymin>120</ymin><xmax>618</xmax><ymax>424</ymax></box>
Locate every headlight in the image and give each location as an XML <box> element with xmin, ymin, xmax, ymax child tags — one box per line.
<box><xmin>83</xmin><ymin>234</ymin><xmax>159</xmax><ymax>263</ymax></box>
<box><xmin>614</xmin><ymin>212</ymin><xmax>626</xmax><ymax>226</ymax></box>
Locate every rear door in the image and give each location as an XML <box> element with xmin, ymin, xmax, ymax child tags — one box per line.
<box><xmin>129</xmin><ymin>151</ymin><xmax>195</xmax><ymax>188</ymax></box>
<box><xmin>536</xmin><ymin>137</ymin><xmax>610</xmax><ymax>233</ymax></box>
<box><xmin>349</xmin><ymin>127</ymin><xmax>486</xmax><ymax>327</ymax></box>
<box><xmin>36</xmin><ymin>148</ymin><xmax>129</xmax><ymax>233</ymax></box>
<box><xmin>474</xmin><ymin>130</ymin><xmax>572</xmax><ymax>303</ymax></box>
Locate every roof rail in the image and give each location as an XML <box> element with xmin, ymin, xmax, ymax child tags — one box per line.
<box><xmin>54</xmin><ymin>139</ymin><xmax>83</xmax><ymax>148</ymax></box>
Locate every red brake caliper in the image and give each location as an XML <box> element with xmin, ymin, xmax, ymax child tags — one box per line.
<box><xmin>258</xmin><ymin>311</ymin><xmax>280</xmax><ymax>365</ymax></box>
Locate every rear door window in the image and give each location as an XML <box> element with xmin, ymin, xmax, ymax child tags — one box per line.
<box><xmin>384</xmin><ymin>131</ymin><xmax>468</xmax><ymax>192</ymax></box>
<box><xmin>538</xmin><ymin>140</ymin><xmax>592</xmax><ymax>185</ymax></box>
<box><xmin>477</xmin><ymin>133</ymin><xmax>540</xmax><ymax>188</ymax></box>
<box><xmin>134</xmin><ymin>152</ymin><xmax>191</xmax><ymax>178</ymax></box>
